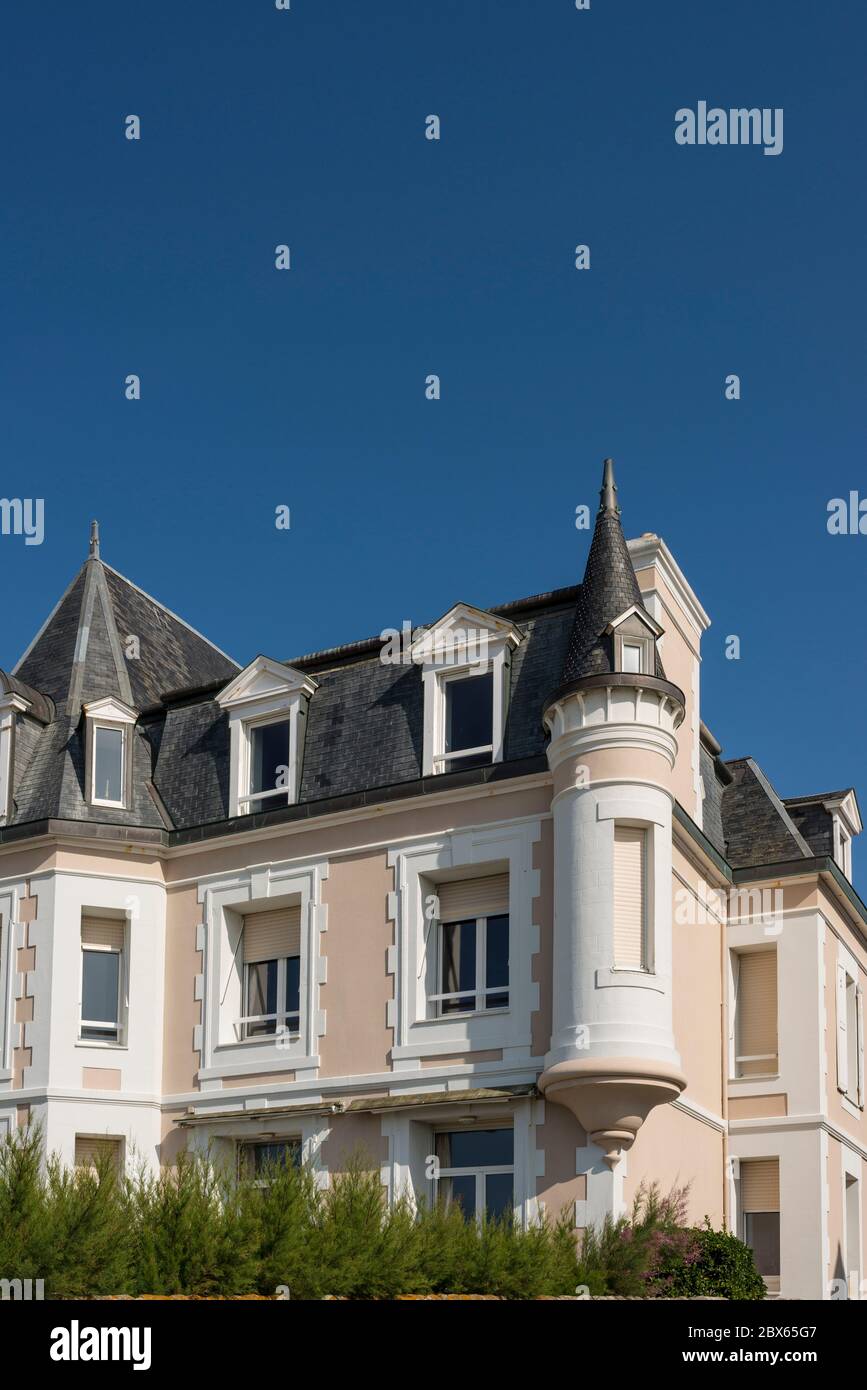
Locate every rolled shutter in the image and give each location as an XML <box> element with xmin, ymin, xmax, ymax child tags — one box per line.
<box><xmin>75</xmin><ymin>1136</ymin><xmax>122</xmax><ymax>1171</ymax></box>
<box><xmin>613</xmin><ymin>826</ymin><xmax>645</xmax><ymax>969</ymax></box>
<box><xmin>740</xmin><ymin>1158</ymin><xmax>780</xmax><ymax>1213</ymax></box>
<box><xmin>437</xmin><ymin>874</ymin><xmax>509</xmax><ymax>921</ymax></box>
<box><xmin>737</xmin><ymin>950</ymin><xmax>778</xmax><ymax>1075</ymax></box>
<box><xmin>81</xmin><ymin>915</ymin><xmax>125</xmax><ymax>950</ymax></box>
<box><xmin>243</xmin><ymin>906</ymin><xmax>301</xmax><ymax>963</ymax></box>
<box><xmin>837</xmin><ymin>964</ymin><xmax>849</xmax><ymax>1095</ymax></box>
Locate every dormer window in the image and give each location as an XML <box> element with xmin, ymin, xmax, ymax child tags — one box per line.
<box><xmin>409</xmin><ymin>604</ymin><xmax>523</xmax><ymax>777</ymax></box>
<box><xmin>84</xmin><ymin>698</ymin><xmax>137</xmax><ymax>810</ymax></box>
<box><xmin>604</xmin><ymin>605</ymin><xmax>663</xmax><ymax>676</ymax></box>
<box><xmin>216</xmin><ymin>657</ymin><xmax>318</xmax><ymax>818</ymax></box>
<box><xmin>824</xmin><ymin>791</ymin><xmax>862</xmax><ymax>880</ymax></box>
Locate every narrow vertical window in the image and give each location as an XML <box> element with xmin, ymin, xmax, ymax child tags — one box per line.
<box><xmin>80</xmin><ymin>915</ymin><xmax>124</xmax><ymax>1043</ymax></box>
<box><xmin>613</xmin><ymin>826</ymin><xmax>646</xmax><ymax>969</ymax></box>
<box><xmin>735</xmin><ymin>950</ymin><xmax>778</xmax><ymax>1077</ymax></box>
<box><xmin>92</xmin><ymin>725</ymin><xmax>124</xmax><ymax>805</ymax></box>
<box><xmin>740</xmin><ymin>1158</ymin><xmax>780</xmax><ymax>1289</ymax></box>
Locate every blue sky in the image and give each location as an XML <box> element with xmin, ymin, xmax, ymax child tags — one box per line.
<box><xmin>2</xmin><ymin>2</ymin><xmax>865</xmax><ymax>880</ymax></box>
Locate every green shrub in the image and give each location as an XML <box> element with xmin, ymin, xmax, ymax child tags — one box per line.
<box><xmin>646</xmin><ymin>1219</ymin><xmax>766</xmax><ymax>1300</ymax></box>
<box><xmin>0</xmin><ymin>1126</ymin><xmax>764</xmax><ymax>1299</ymax></box>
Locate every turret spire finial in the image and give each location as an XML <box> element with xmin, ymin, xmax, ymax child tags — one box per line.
<box><xmin>600</xmin><ymin>457</ymin><xmax>619</xmax><ymax>515</ymax></box>
<box><xmin>89</xmin><ymin>520</ymin><xmax>100</xmax><ymax>560</ymax></box>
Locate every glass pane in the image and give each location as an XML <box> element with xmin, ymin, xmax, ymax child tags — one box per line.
<box><xmin>485</xmin><ymin>913</ymin><xmax>509</xmax><ymax>1007</ymax></box>
<box><xmin>484</xmin><ymin>1172</ymin><xmax>514</xmax><ymax>1223</ymax></box>
<box><xmin>441</xmin><ymin>1174</ymin><xmax>476</xmax><ymax>1220</ymax></box>
<box><xmin>285</xmin><ymin>955</ymin><xmax>300</xmax><ymax>1022</ymax></box>
<box><xmin>744</xmin><ymin>1212</ymin><xmax>780</xmax><ymax>1277</ymax></box>
<box><xmin>248</xmin><ymin>1141</ymin><xmax>300</xmax><ymax>1177</ymax></box>
<box><xmin>250</xmin><ymin>722</ymin><xmax>291</xmax><ymax>811</ymax></box>
<box><xmin>622</xmin><ymin>642</ymin><xmax>642</xmax><ymax>674</ymax></box>
<box><xmin>246</xmin><ymin>960</ymin><xmax>278</xmax><ymax>1035</ymax></box>
<box><xmin>441</xmin><ymin>920</ymin><xmax>475</xmax><ymax>1013</ymax></box>
<box><xmin>93</xmin><ymin>726</ymin><xmax>123</xmax><ymax>802</ymax></box>
<box><xmin>445</xmin><ymin>673</ymin><xmax>493</xmax><ymax>759</ymax></box>
<box><xmin>437</xmin><ymin>1128</ymin><xmax>513</xmax><ymax>1169</ymax></box>
<box><xmin>82</xmin><ymin>950</ymin><xmax>119</xmax><ymax>1025</ymax></box>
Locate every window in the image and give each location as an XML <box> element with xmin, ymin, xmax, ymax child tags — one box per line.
<box><xmin>241</xmin><ymin>719</ymin><xmax>292</xmax><ymax>814</ymax></box>
<box><xmin>84</xmin><ymin>698</ymin><xmax>136</xmax><ymax>809</ymax></box>
<box><xmin>75</xmin><ymin>1135</ymin><xmax>123</xmax><ymax>1176</ymax></box>
<box><xmin>414</xmin><ymin>605</ymin><xmax>522</xmax><ymax>777</ymax></box>
<box><xmin>837</xmin><ymin>959</ymin><xmax>864</xmax><ymax>1106</ymax></box>
<box><xmin>428</xmin><ymin>874</ymin><xmax>509</xmax><ymax>1017</ymax></box>
<box><xmin>434</xmin><ymin>1128</ymin><xmax>514</xmax><ymax>1222</ymax></box>
<box><xmin>80</xmin><ymin>915</ymin><xmax>125</xmax><ymax>1043</ymax></box>
<box><xmin>845</xmin><ymin>1173</ymin><xmax>861</xmax><ymax>1298</ymax></box>
<box><xmin>440</xmin><ymin>671</ymin><xmax>494</xmax><ymax>772</ymax></box>
<box><xmin>613</xmin><ymin>826</ymin><xmax>647</xmax><ymax>970</ymax></box>
<box><xmin>240</xmin><ymin>1139</ymin><xmax>301</xmax><ymax>1183</ymax></box>
<box><xmin>240</xmin><ymin>906</ymin><xmax>301</xmax><ymax>1040</ymax></box>
<box><xmin>621</xmin><ymin>642</ymin><xmax>643</xmax><ymax>674</ymax></box>
<box><xmin>734</xmin><ymin>949</ymin><xmax>778</xmax><ymax>1078</ymax></box>
<box><xmin>605</xmin><ymin>606</ymin><xmax>662</xmax><ymax>676</ymax></box>
<box><xmin>216</xmin><ymin>658</ymin><xmax>317</xmax><ymax>818</ymax></box>
<box><xmin>740</xmin><ymin>1158</ymin><xmax>780</xmax><ymax>1287</ymax></box>
<box><xmin>93</xmin><ymin>725</ymin><xmax>123</xmax><ymax>804</ymax></box>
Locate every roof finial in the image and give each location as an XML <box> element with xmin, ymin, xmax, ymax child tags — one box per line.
<box><xmin>89</xmin><ymin>520</ymin><xmax>100</xmax><ymax>560</ymax></box>
<box><xmin>600</xmin><ymin>457</ymin><xmax>620</xmax><ymax>515</ymax></box>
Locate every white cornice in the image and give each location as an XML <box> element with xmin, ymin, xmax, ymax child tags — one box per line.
<box><xmin>628</xmin><ymin>535</ymin><xmax>711</xmax><ymax>636</ymax></box>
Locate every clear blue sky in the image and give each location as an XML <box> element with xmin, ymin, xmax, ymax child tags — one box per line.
<box><xmin>2</xmin><ymin>3</ymin><xmax>865</xmax><ymax>880</ymax></box>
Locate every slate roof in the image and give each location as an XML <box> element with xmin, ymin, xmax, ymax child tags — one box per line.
<box><xmin>8</xmin><ymin>545</ymin><xmax>239</xmax><ymax>830</ymax></box>
<box><xmin>0</xmin><ymin>497</ymin><xmax>856</xmax><ymax>889</ymax></box>
<box><xmin>560</xmin><ymin>459</ymin><xmax>666</xmax><ymax>684</ymax></box>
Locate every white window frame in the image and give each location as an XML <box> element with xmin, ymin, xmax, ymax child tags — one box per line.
<box><xmin>216</xmin><ymin>658</ymin><xmax>318</xmax><ymax>819</ymax></box>
<box><xmin>434</xmin><ymin>668</ymin><xmax>496</xmax><ymax>773</ymax></box>
<box><xmin>238</xmin><ymin>953</ymin><xmax>301</xmax><ymax>1041</ymax></box>
<box><xmin>83</xmin><ymin>698</ymin><xmax>137</xmax><ymax>811</ymax></box>
<box><xmin>80</xmin><ymin>940</ymin><xmax>125</xmax><ymax>1045</ymax></box>
<box><xmin>237</xmin><ymin>713</ymin><xmax>295</xmax><ymax>816</ymax></box>
<box><xmin>387</xmin><ymin>818</ymin><xmax>540</xmax><ymax>1063</ymax></box>
<box><xmin>433</xmin><ymin>1126</ymin><xmax>515</xmax><ymax>1224</ymax></box>
<box><xmin>90</xmin><ymin>722</ymin><xmax>126</xmax><ymax>808</ymax></box>
<box><xmin>198</xmin><ymin>859</ymin><xmax>328</xmax><ymax>1085</ymax></box>
<box><xmin>429</xmin><ymin>909</ymin><xmax>510</xmax><ymax>1018</ymax></box>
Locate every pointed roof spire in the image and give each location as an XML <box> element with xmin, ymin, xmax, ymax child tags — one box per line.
<box><xmin>600</xmin><ymin>457</ymin><xmax>619</xmax><ymax>515</ymax></box>
<box><xmin>554</xmin><ymin>458</ymin><xmax>665</xmax><ymax>687</ymax></box>
<box><xmin>89</xmin><ymin>520</ymin><xmax>100</xmax><ymax>560</ymax></box>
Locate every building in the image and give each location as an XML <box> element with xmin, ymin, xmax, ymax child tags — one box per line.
<box><xmin>0</xmin><ymin>461</ymin><xmax>864</xmax><ymax>1299</ymax></box>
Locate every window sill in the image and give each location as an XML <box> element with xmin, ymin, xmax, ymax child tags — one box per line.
<box><xmin>424</xmin><ymin>1008</ymin><xmax>510</xmax><ymax>1023</ymax></box>
<box><xmin>728</xmin><ymin>1073</ymin><xmax>780</xmax><ymax>1084</ymax></box>
<box><xmin>77</xmin><ymin>1039</ymin><xmax>127</xmax><ymax>1051</ymax></box>
<box><xmin>840</xmin><ymin>1092</ymin><xmax>863</xmax><ymax>1120</ymax></box>
<box><xmin>595</xmin><ymin>967</ymin><xmax>667</xmax><ymax>994</ymax></box>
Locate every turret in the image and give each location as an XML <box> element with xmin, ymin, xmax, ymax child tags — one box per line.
<box><xmin>538</xmin><ymin>460</ymin><xmax>687</xmax><ymax>1166</ymax></box>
